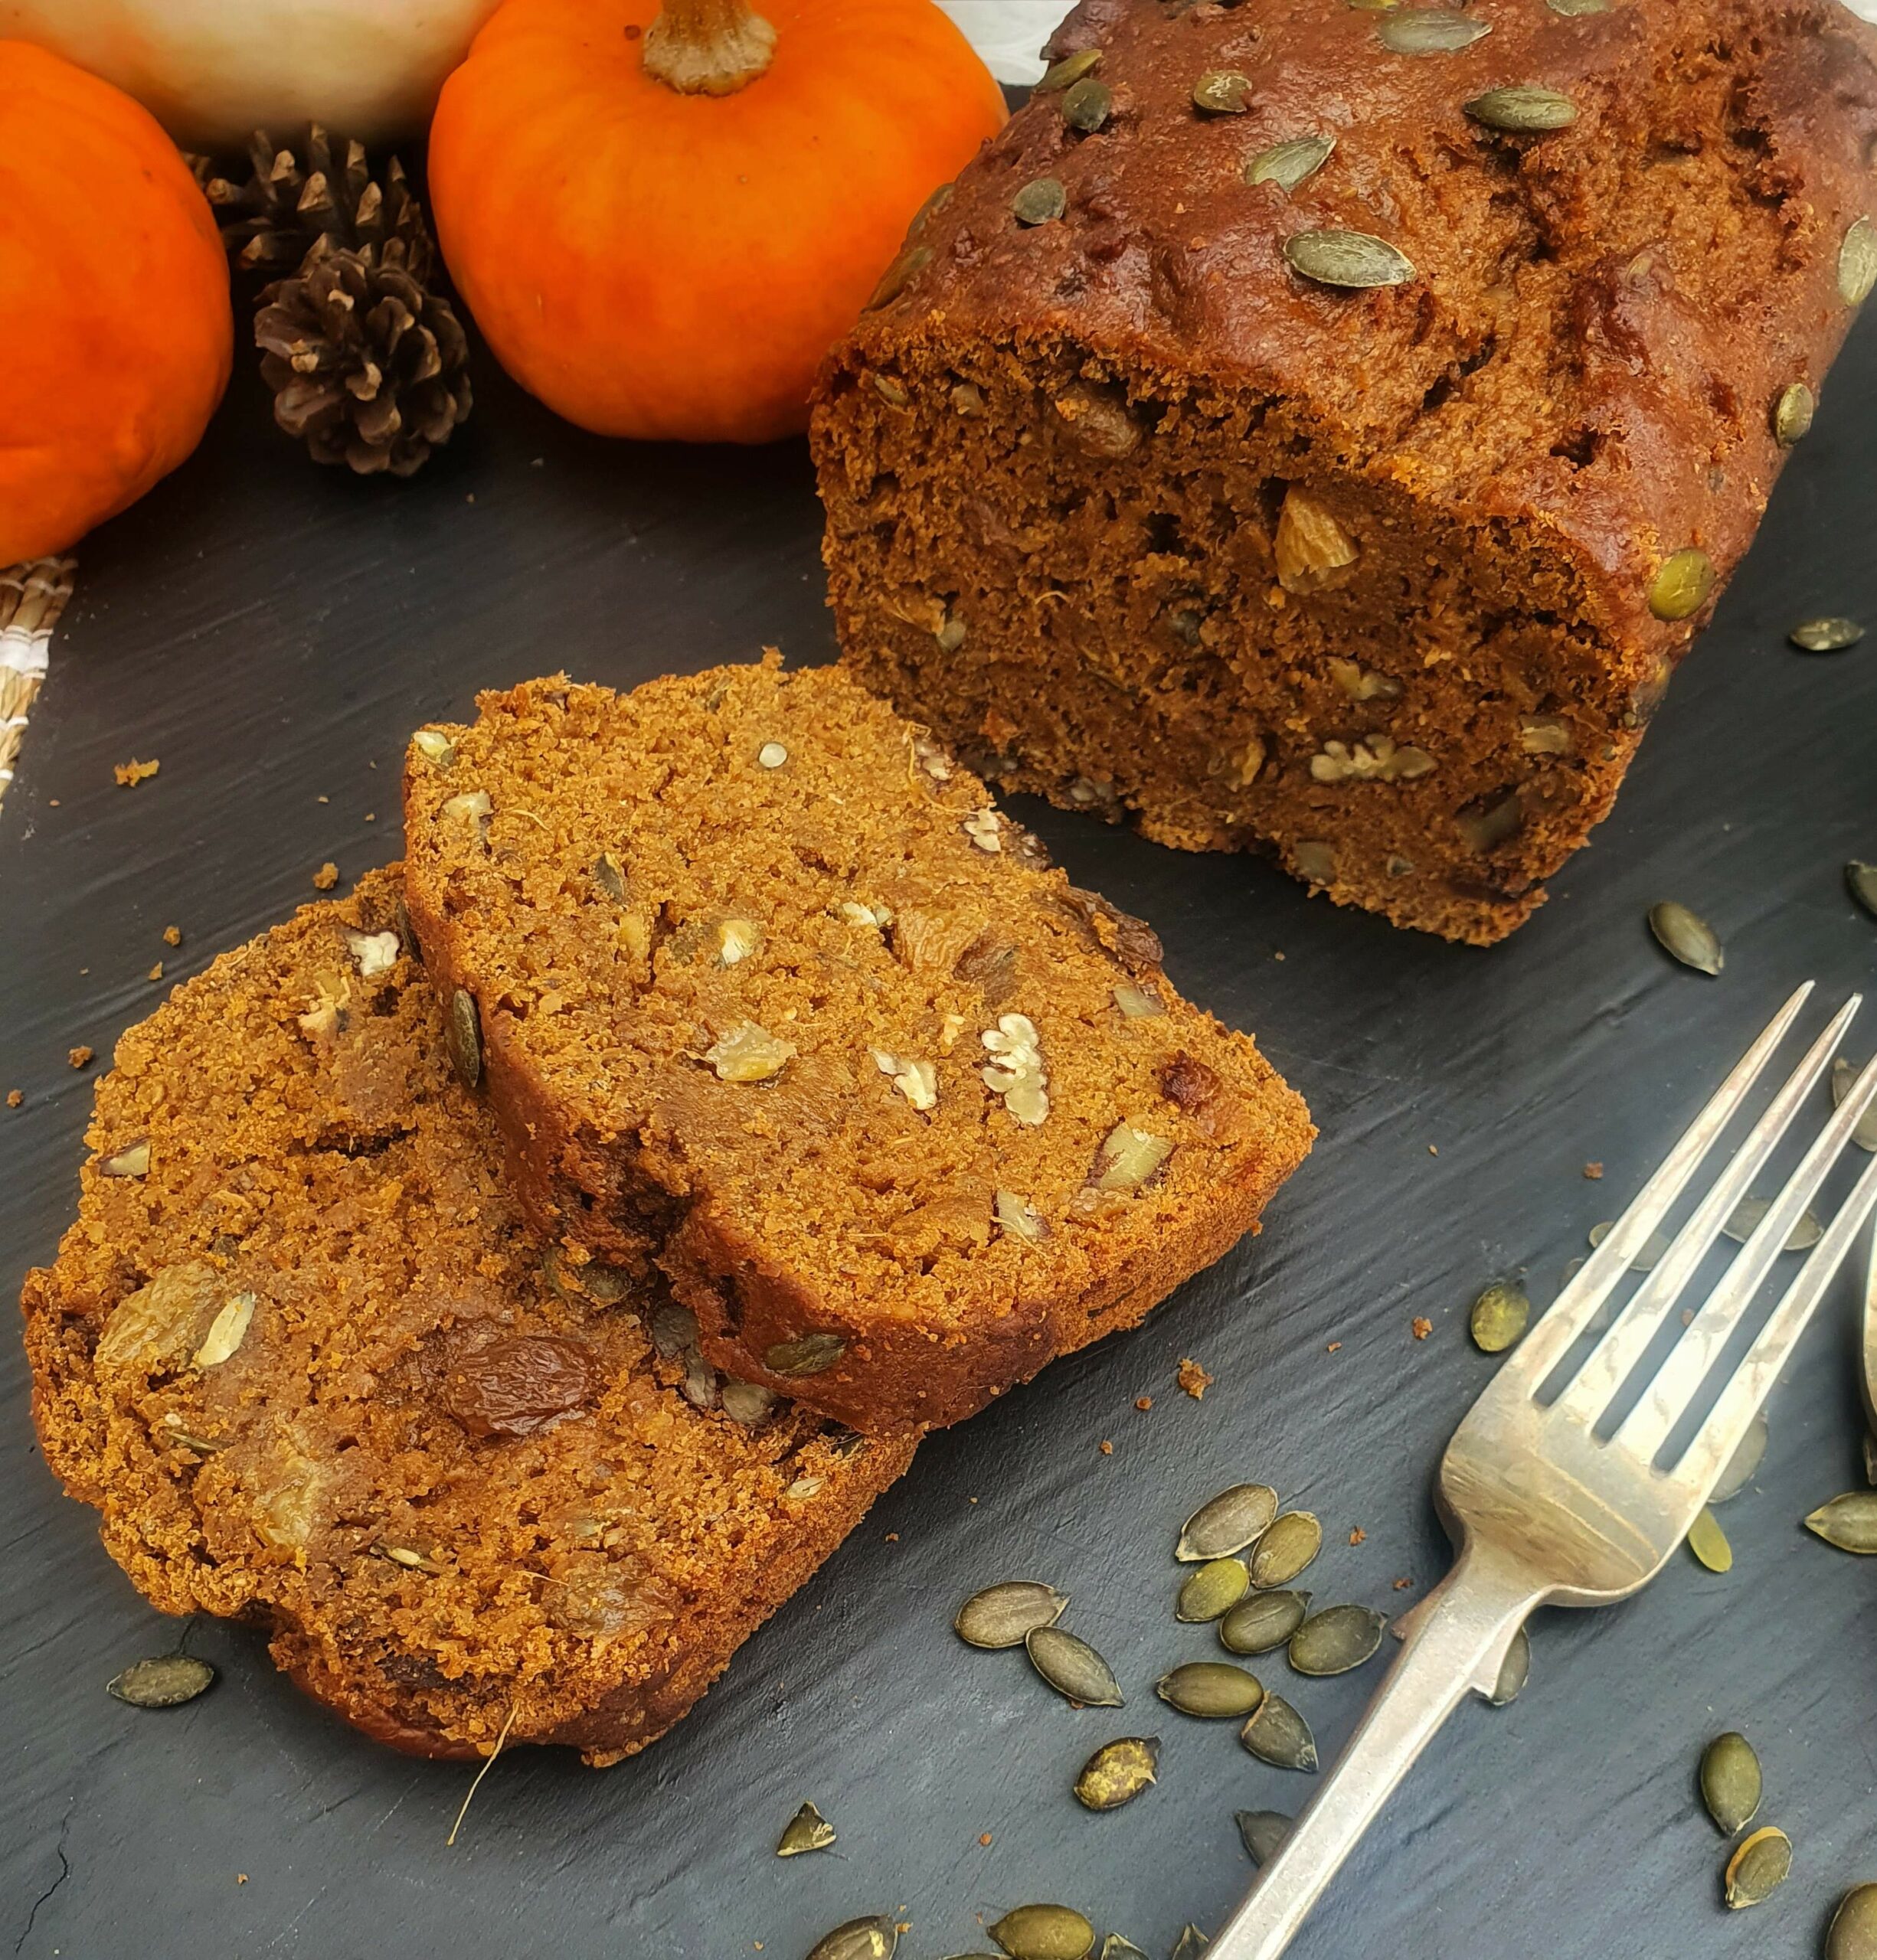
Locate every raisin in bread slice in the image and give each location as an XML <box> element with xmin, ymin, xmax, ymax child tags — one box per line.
<box><xmin>21</xmin><ymin>870</ymin><xmax>912</xmax><ymax>1766</ymax></box>
<box><xmin>401</xmin><ymin>660</ymin><xmax>1313</xmax><ymax>1435</ymax></box>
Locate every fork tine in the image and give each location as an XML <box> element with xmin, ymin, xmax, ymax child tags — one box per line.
<box><xmin>1619</xmin><ymin>1049</ymin><xmax>1877</xmax><ymax>1461</ymax></box>
<box><xmin>1553</xmin><ymin>992</ymin><xmax>1860</xmax><ymax>1426</ymax></box>
<box><xmin>1490</xmin><ymin>984</ymin><xmax>1816</xmax><ymax>1396</ymax></box>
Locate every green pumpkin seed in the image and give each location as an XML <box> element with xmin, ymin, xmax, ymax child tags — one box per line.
<box><xmin>1841</xmin><ymin>216</ymin><xmax>1877</xmax><ymax>305</ymax></box>
<box><xmin>1648</xmin><ymin>548</ymin><xmax>1715</xmax><ymax>622</ymax></box>
<box><xmin>1790</xmin><ymin>616</ymin><xmax>1864</xmax><ymax>652</ymax></box>
<box><xmin>1804</xmin><ymin>1490</ymin><xmax>1877</xmax><ymax>1553</ymax></box>
<box><xmin>1170</xmin><ymin>1930</ymin><xmax>1209</xmax><ymax>1960</ymax></box>
<box><xmin>1720</xmin><ymin>1197</ymin><xmax>1821</xmax><ymax>1248</ymax></box>
<box><xmin>1177</xmin><ymin>1558</ymin><xmax>1251</xmax><ymax>1622</ymax></box>
<box><xmin>1284</xmin><ymin>229</ymin><xmax>1415</xmax><ymax>289</ymax></box>
<box><xmin>1699</xmin><ymin>1731</ymin><xmax>1762</xmax><ymax>1834</ymax></box>
<box><xmin>1099</xmin><ymin>1942</ymin><xmax>1151</xmax><ymax>1960</ymax></box>
<box><xmin>1378</xmin><ymin>8</ymin><xmax>1492</xmax><ymax>52</ymax></box>
<box><xmin>1546</xmin><ymin>0</ymin><xmax>1611</xmax><ymax>11</ymax></box>
<box><xmin>1827</xmin><ymin>1885</ymin><xmax>1877</xmax><ymax>1960</ymax></box>
<box><xmin>990</xmin><ymin>1904</ymin><xmax>1096</xmax><ymax>1960</ymax></box>
<box><xmin>1178</xmin><ymin>1484</ymin><xmax>1279</xmax><ymax>1561</ymax></box>
<box><xmin>1193</xmin><ymin>70</ymin><xmax>1252</xmax><ymax>113</ymax></box>
<box><xmin>956</xmin><ymin>1580</ymin><xmax>1069</xmax><ymax>1648</ymax></box>
<box><xmin>865</xmin><ymin>245</ymin><xmax>932</xmax><ymax>310</ymax></box>
<box><xmin>1710</xmin><ymin>1412</ymin><xmax>1768</xmax><ymax>1504</ymax></box>
<box><xmin>1026</xmin><ymin>1625</ymin><xmax>1124</xmax><ymax>1706</ymax></box>
<box><xmin>446</xmin><ymin>988</ymin><xmax>482</xmax><ymax>1088</ymax></box>
<box><xmin>1236</xmin><ymin>1810</ymin><xmax>1293</xmax><ymax>1865</ymax></box>
<box><xmin>1469</xmin><ymin>1282</ymin><xmax>1530</xmax><ymax>1354</ymax></box>
<box><xmin>1156</xmin><ymin>1661</ymin><xmax>1264</xmax><ymax>1718</ymax></box>
<box><xmin>1487</xmin><ymin>1623</ymin><xmax>1530</xmax><ymax>1707</ymax></box>
<box><xmin>1687</xmin><ymin>1506</ymin><xmax>1732</xmax><ymax>1573</ymax></box>
<box><xmin>777</xmin><ymin>1800</ymin><xmax>836</xmax><ymax>1856</ymax></box>
<box><xmin>1724</xmin><ymin>1825</ymin><xmax>1792</xmax><ymax>1909</ymax></box>
<box><xmin>1289</xmin><ymin>1605</ymin><xmax>1387</xmax><ymax>1676</ymax></box>
<box><xmin>1239</xmin><ymin>1693</ymin><xmax>1318</xmax><ymax>1770</ymax></box>
<box><xmin>1772</xmin><ymin>381</ymin><xmax>1815</xmax><ymax>446</ymax></box>
<box><xmin>1074</xmin><ymin>1735</ymin><xmax>1160</xmax><ymax>1810</ymax></box>
<box><xmin>1246</xmin><ymin>136</ymin><xmax>1336</xmax><ymax>191</ymax></box>
<box><xmin>1648</xmin><ymin>900</ymin><xmax>1722</xmax><ymax>975</ymax></box>
<box><xmin>1850</xmin><ymin>864</ymin><xmax>1877</xmax><ymax>922</ymax></box>
<box><xmin>809</xmin><ymin>1918</ymin><xmax>897</xmax><ymax>1960</ymax></box>
<box><xmin>1062</xmin><ymin>77</ymin><xmax>1113</xmax><ymax>132</ymax></box>
<box><xmin>1464</xmin><ymin>85</ymin><xmax>1578</xmax><ymax>132</ymax></box>
<box><xmin>1012</xmin><ymin>178</ymin><xmax>1067</xmax><ymax>227</ymax></box>
<box><xmin>1220</xmin><ymin>1589</ymin><xmax>1311</xmax><ymax>1655</ymax></box>
<box><xmin>1588</xmin><ymin>1219</ymin><xmax>1673</xmax><ymax>1270</ymax></box>
<box><xmin>1038</xmin><ymin>47</ymin><xmax>1102</xmax><ymax>90</ymax></box>
<box><xmin>592</xmin><ymin>851</ymin><xmax>627</xmax><ymax>902</ymax></box>
<box><xmin>106</xmin><ymin>1654</ymin><xmax>215</xmax><ymax>1709</ymax></box>
<box><xmin>1249</xmin><ymin>1512</ymin><xmax>1322</xmax><ymax>1589</ymax></box>
<box><xmin>764</xmin><ymin>1332</ymin><xmax>846</xmax><ymax>1377</ymax></box>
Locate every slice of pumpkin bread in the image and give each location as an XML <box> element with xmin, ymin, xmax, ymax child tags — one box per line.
<box><xmin>21</xmin><ymin>870</ymin><xmax>912</xmax><ymax>1766</ymax></box>
<box><xmin>401</xmin><ymin>659</ymin><xmax>1313</xmax><ymax>1434</ymax></box>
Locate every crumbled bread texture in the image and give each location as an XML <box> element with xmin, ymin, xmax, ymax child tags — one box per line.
<box><xmin>810</xmin><ymin>0</ymin><xmax>1877</xmax><ymax>943</ymax></box>
<box><xmin>401</xmin><ymin>662</ymin><xmax>1313</xmax><ymax>1435</ymax></box>
<box><xmin>21</xmin><ymin>871</ymin><xmax>912</xmax><ymax>1766</ymax></box>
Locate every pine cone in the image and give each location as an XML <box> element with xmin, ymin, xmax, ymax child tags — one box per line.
<box><xmin>206</xmin><ymin>126</ymin><xmax>434</xmax><ymax>280</ymax></box>
<box><xmin>256</xmin><ymin>238</ymin><xmax>472</xmax><ymax>478</ymax></box>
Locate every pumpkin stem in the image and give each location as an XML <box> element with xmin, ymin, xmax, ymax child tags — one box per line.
<box><xmin>642</xmin><ymin>0</ymin><xmax>777</xmax><ymax>95</ymax></box>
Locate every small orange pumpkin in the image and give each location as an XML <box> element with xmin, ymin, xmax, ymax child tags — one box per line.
<box><xmin>0</xmin><ymin>41</ymin><xmax>233</xmax><ymax>564</ymax></box>
<box><xmin>428</xmin><ymin>0</ymin><xmax>1005</xmax><ymax>444</ymax></box>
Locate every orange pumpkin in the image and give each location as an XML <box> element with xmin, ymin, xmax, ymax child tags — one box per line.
<box><xmin>428</xmin><ymin>0</ymin><xmax>1005</xmax><ymax>444</ymax></box>
<box><xmin>0</xmin><ymin>41</ymin><xmax>233</xmax><ymax>564</ymax></box>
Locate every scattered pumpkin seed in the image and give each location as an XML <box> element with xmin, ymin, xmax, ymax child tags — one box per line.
<box><xmin>1721</xmin><ymin>1197</ymin><xmax>1822</xmax><ymax>1250</ymax></box>
<box><xmin>1377</xmin><ymin>8</ymin><xmax>1492</xmax><ymax>51</ymax></box>
<box><xmin>1699</xmin><ymin>1731</ymin><xmax>1762</xmax><ymax>1834</ymax></box>
<box><xmin>1545</xmin><ymin>0</ymin><xmax>1610</xmax><ymax>9</ymax></box>
<box><xmin>1687</xmin><ymin>1506</ymin><xmax>1733</xmax><ymax>1573</ymax></box>
<box><xmin>764</xmin><ymin>1332</ymin><xmax>846</xmax><ymax>1377</ymax></box>
<box><xmin>1827</xmin><ymin>1885</ymin><xmax>1877</xmax><ymax>1960</ymax></box>
<box><xmin>1236</xmin><ymin>1810</ymin><xmax>1293</xmax><ymax>1865</ymax></box>
<box><xmin>1710</xmin><ymin>1412</ymin><xmax>1768</xmax><ymax>1504</ymax></box>
<box><xmin>1790</xmin><ymin>617</ymin><xmax>1864</xmax><ymax>652</ymax></box>
<box><xmin>1038</xmin><ymin>46</ymin><xmax>1102</xmax><ymax>90</ymax></box>
<box><xmin>808</xmin><ymin>1918</ymin><xmax>897</xmax><ymax>1960</ymax></box>
<box><xmin>956</xmin><ymin>1580</ymin><xmax>1069</xmax><ymax>1649</ymax></box>
<box><xmin>1246</xmin><ymin>136</ymin><xmax>1336</xmax><ymax>191</ymax></box>
<box><xmin>777</xmin><ymin>1800</ymin><xmax>836</xmax><ymax>1857</ymax></box>
<box><xmin>1586</xmin><ymin>1218</ymin><xmax>1673</xmax><ymax>1271</ymax></box>
<box><xmin>1156</xmin><ymin>1661</ymin><xmax>1265</xmax><ymax>1718</ymax></box>
<box><xmin>1290</xmin><ymin>1605</ymin><xmax>1387</xmax><ymax>1676</ymax></box>
<box><xmin>1193</xmin><ymin>70</ymin><xmax>1252</xmax><ymax>113</ymax></box>
<box><xmin>1220</xmin><ymin>1589</ymin><xmax>1311</xmax><ymax>1655</ymax></box>
<box><xmin>1100</xmin><ymin>1942</ymin><xmax>1151</xmax><ymax>1960</ymax></box>
<box><xmin>1026</xmin><ymin>1625</ymin><xmax>1124</xmax><ymax>1706</ymax></box>
<box><xmin>107</xmin><ymin>1654</ymin><xmax>215</xmax><ymax>1709</ymax></box>
<box><xmin>1240</xmin><ymin>1693</ymin><xmax>1318</xmax><ymax>1770</ymax></box>
<box><xmin>1773</xmin><ymin>381</ymin><xmax>1816</xmax><ymax>446</ymax></box>
<box><xmin>1488</xmin><ymin>1624</ymin><xmax>1530</xmax><ymax>1707</ymax></box>
<box><xmin>1648</xmin><ymin>900</ymin><xmax>1722</xmax><ymax>975</ymax></box>
<box><xmin>1062</xmin><ymin>77</ymin><xmax>1113</xmax><ymax>132</ymax></box>
<box><xmin>1464</xmin><ymin>84</ymin><xmax>1577</xmax><ymax>131</ymax></box>
<box><xmin>1177</xmin><ymin>1558</ymin><xmax>1251</xmax><ymax>1622</ymax></box>
<box><xmin>990</xmin><ymin>1904</ymin><xmax>1096</xmax><ymax>1960</ymax></box>
<box><xmin>1012</xmin><ymin>178</ymin><xmax>1068</xmax><ymax>226</ymax></box>
<box><xmin>1841</xmin><ymin>216</ymin><xmax>1877</xmax><ymax>305</ymax></box>
<box><xmin>1283</xmin><ymin>228</ymin><xmax>1414</xmax><ymax>289</ymax></box>
<box><xmin>99</xmin><ymin>1141</ymin><xmax>151</xmax><ymax>1178</ymax></box>
<box><xmin>1469</xmin><ymin>1282</ymin><xmax>1530</xmax><ymax>1354</ymax></box>
<box><xmin>592</xmin><ymin>851</ymin><xmax>627</xmax><ymax>902</ymax></box>
<box><xmin>1848</xmin><ymin>864</ymin><xmax>1877</xmax><ymax>921</ymax></box>
<box><xmin>1647</xmin><ymin>548</ymin><xmax>1715</xmax><ymax>622</ymax></box>
<box><xmin>446</xmin><ymin>988</ymin><xmax>482</xmax><ymax>1088</ymax></box>
<box><xmin>1804</xmin><ymin>1490</ymin><xmax>1877</xmax><ymax>1553</ymax></box>
<box><xmin>1170</xmin><ymin>1929</ymin><xmax>1208</xmax><ymax>1960</ymax></box>
<box><xmin>1178</xmin><ymin>1484</ymin><xmax>1279</xmax><ymax>1561</ymax></box>
<box><xmin>1074</xmin><ymin>1736</ymin><xmax>1161</xmax><ymax>1810</ymax></box>
<box><xmin>1725</xmin><ymin>1825</ymin><xmax>1792</xmax><ymax>1909</ymax></box>
<box><xmin>1249</xmin><ymin>1512</ymin><xmax>1322</xmax><ymax>1589</ymax></box>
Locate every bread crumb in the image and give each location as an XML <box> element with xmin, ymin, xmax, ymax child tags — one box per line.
<box><xmin>1098</xmin><ymin>1439</ymin><xmax>1113</xmax><ymax>1455</ymax></box>
<box><xmin>147</xmin><ymin>962</ymin><xmax>163</xmax><ymax>982</ymax></box>
<box><xmin>979</xmin><ymin>1833</ymin><xmax>993</xmax><ymax>1847</ymax></box>
<box><xmin>312</xmin><ymin>861</ymin><xmax>338</xmax><ymax>890</ymax></box>
<box><xmin>1176</xmin><ymin>1357</ymin><xmax>1213</xmax><ymax>1400</ymax></box>
<box><xmin>163</xmin><ymin>925</ymin><xmax>182</xmax><ymax>947</ymax></box>
<box><xmin>1326</xmin><ymin>1341</ymin><xmax>1342</xmax><ymax>1354</ymax></box>
<box><xmin>1584</xmin><ymin>1161</ymin><xmax>1604</xmax><ymax>1179</ymax></box>
<box><xmin>1411</xmin><ymin>1317</ymin><xmax>1433</xmax><ymax>1340</ymax></box>
<box><xmin>236</xmin><ymin>1874</ymin><xmax>247</xmax><ymax>1885</ymax></box>
<box><xmin>67</xmin><ymin>1046</ymin><xmax>93</xmax><ymax>1069</ymax></box>
<box><xmin>1349</xmin><ymin>1527</ymin><xmax>1365</xmax><ymax>1545</ymax></box>
<box><xmin>1393</xmin><ymin>1576</ymin><xmax>1414</xmax><ymax>1590</ymax></box>
<box><xmin>883</xmin><ymin>1531</ymin><xmax>899</xmax><ymax>1543</ymax></box>
<box><xmin>317</xmin><ymin>795</ymin><xmax>329</xmax><ymax>805</ymax></box>
<box><xmin>113</xmin><ymin>757</ymin><xmax>159</xmax><ymax>787</ymax></box>
<box><xmin>1134</xmin><ymin>1395</ymin><xmax>1153</xmax><ymax>1412</ymax></box>
<box><xmin>6</xmin><ymin>1089</ymin><xmax>21</xmax><ymax>1108</ymax></box>
<box><xmin>1427</xmin><ymin>1144</ymin><xmax>1438</xmax><ymax>1156</ymax></box>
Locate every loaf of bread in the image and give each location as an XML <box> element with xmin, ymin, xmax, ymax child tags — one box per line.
<box><xmin>21</xmin><ymin>871</ymin><xmax>914</xmax><ymax>1765</ymax></box>
<box><xmin>811</xmin><ymin>0</ymin><xmax>1877</xmax><ymax>942</ymax></box>
<box><xmin>401</xmin><ymin>661</ymin><xmax>1312</xmax><ymax>1435</ymax></box>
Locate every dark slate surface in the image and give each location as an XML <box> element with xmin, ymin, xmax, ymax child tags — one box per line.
<box><xmin>3</xmin><ymin>311</ymin><xmax>1875</xmax><ymax>1960</ymax></box>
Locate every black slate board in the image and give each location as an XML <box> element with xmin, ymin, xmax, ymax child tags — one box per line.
<box><xmin>4</xmin><ymin>313</ymin><xmax>1875</xmax><ymax>1960</ymax></box>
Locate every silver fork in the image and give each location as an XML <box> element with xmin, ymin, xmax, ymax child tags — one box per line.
<box><xmin>1212</xmin><ymin>983</ymin><xmax>1877</xmax><ymax>1960</ymax></box>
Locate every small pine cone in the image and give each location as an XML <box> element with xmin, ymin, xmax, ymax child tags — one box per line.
<box><xmin>208</xmin><ymin>126</ymin><xmax>434</xmax><ymax>280</ymax></box>
<box><xmin>256</xmin><ymin>240</ymin><xmax>471</xmax><ymax>478</ymax></box>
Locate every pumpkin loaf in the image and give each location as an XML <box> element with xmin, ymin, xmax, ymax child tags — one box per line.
<box><xmin>401</xmin><ymin>661</ymin><xmax>1312</xmax><ymax>1435</ymax></box>
<box><xmin>810</xmin><ymin>0</ymin><xmax>1877</xmax><ymax>943</ymax></box>
<box><xmin>21</xmin><ymin>870</ymin><xmax>914</xmax><ymax>1766</ymax></box>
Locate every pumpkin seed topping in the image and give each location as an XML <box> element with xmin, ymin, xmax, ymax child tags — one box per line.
<box><xmin>99</xmin><ymin>1141</ymin><xmax>151</xmax><ymax>1179</ymax></box>
<box><xmin>1790</xmin><ymin>616</ymin><xmax>1864</xmax><ymax>652</ymax></box>
<box><xmin>1648</xmin><ymin>547</ymin><xmax>1715</xmax><ymax>621</ymax></box>
<box><xmin>410</xmin><ymin>727</ymin><xmax>455</xmax><ymax>766</ymax></box>
<box><xmin>1038</xmin><ymin>47</ymin><xmax>1102</xmax><ymax>90</ymax></box>
<box><xmin>956</xmin><ymin>1581</ymin><xmax>1070</xmax><ymax>1648</ymax></box>
<box><xmin>1464</xmin><ymin>84</ymin><xmax>1578</xmax><ymax>131</ymax></box>
<box><xmin>1469</xmin><ymin>1282</ymin><xmax>1530</xmax><ymax>1353</ymax></box>
<box><xmin>1249</xmin><ymin>1511</ymin><xmax>1322</xmax><ymax>1589</ymax></box>
<box><xmin>1178</xmin><ymin>1483</ymin><xmax>1279</xmax><ymax>1561</ymax></box>
<box><xmin>592</xmin><ymin>851</ymin><xmax>627</xmax><ymax>902</ymax></box>
<box><xmin>1828</xmin><ymin>1885</ymin><xmax>1877</xmax><ymax>1960</ymax></box>
<box><xmin>1710</xmin><ymin>1412</ymin><xmax>1768</xmax><ymax>1504</ymax></box>
<box><xmin>1236</xmin><ymin>1810</ymin><xmax>1293</xmax><ymax>1865</ymax></box>
<box><xmin>1012</xmin><ymin>178</ymin><xmax>1068</xmax><ymax>227</ymax></box>
<box><xmin>1156</xmin><ymin>1661</ymin><xmax>1265</xmax><ymax>1718</ymax></box>
<box><xmin>1687</xmin><ymin>1505</ymin><xmax>1733</xmax><ymax>1573</ymax></box>
<box><xmin>107</xmin><ymin>1654</ymin><xmax>215</xmax><ymax>1709</ymax></box>
<box><xmin>1219</xmin><ymin>1589</ymin><xmax>1311</xmax><ymax>1655</ymax></box>
<box><xmin>1074</xmin><ymin>1735</ymin><xmax>1161</xmax><ymax>1810</ymax></box>
<box><xmin>1377</xmin><ymin>8</ymin><xmax>1493</xmax><ymax>53</ymax></box>
<box><xmin>1240</xmin><ymin>1692</ymin><xmax>1318</xmax><ymax>1770</ymax></box>
<box><xmin>990</xmin><ymin>1904</ymin><xmax>1097</xmax><ymax>1960</ymax></box>
<box><xmin>1062</xmin><ymin>77</ymin><xmax>1113</xmax><ymax>133</ymax></box>
<box><xmin>777</xmin><ymin>1800</ymin><xmax>837</xmax><ymax>1856</ymax></box>
<box><xmin>1026</xmin><ymin>1625</ymin><xmax>1125</xmax><ymax>1706</ymax></box>
<box><xmin>1699</xmin><ymin>1731</ymin><xmax>1762</xmax><ymax>1834</ymax></box>
<box><xmin>1648</xmin><ymin>900</ymin><xmax>1722</xmax><ymax>975</ymax></box>
<box><xmin>764</xmin><ymin>1332</ymin><xmax>846</xmax><ymax>1377</ymax></box>
<box><xmin>1804</xmin><ymin>1490</ymin><xmax>1877</xmax><ymax>1553</ymax></box>
<box><xmin>865</xmin><ymin>245</ymin><xmax>932</xmax><ymax>310</ymax></box>
<box><xmin>1289</xmin><ymin>1604</ymin><xmax>1387</xmax><ymax>1676</ymax></box>
<box><xmin>1177</xmin><ymin>1558</ymin><xmax>1251</xmax><ymax>1622</ymax></box>
<box><xmin>1488</xmin><ymin>1624</ymin><xmax>1530</xmax><ymax>1706</ymax></box>
<box><xmin>1246</xmin><ymin>136</ymin><xmax>1336</xmax><ymax>191</ymax></box>
<box><xmin>1841</xmin><ymin>217</ymin><xmax>1877</xmax><ymax>305</ymax></box>
<box><xmin>1194</xmin><ymin>70</ymin><xmax>1253</xmax><ymax>113</ymax></box>
<box><xmin>808</xmin><ymin>1917</ymin><xmax>898</xmax><ymax>1960</ymax></box>
<box><xmin>1721</xmin><ymin>1197</ymin><xmax>1821</xmax><ymax>1250</ymax></box>
<box><xmin>1284</xmin><ymin>229</ymin><xmax>1415</xmax><ymax>289</ymax></box>
<box><xmin>1546</xmin><ymin>0</ymin><xmax>1612</xmax><ymax>11</ymax></box>
<box><xmin>1851</xmin><ymin>864</ymin><xmax>1877</xmax><ymax>921</ymax></box>
<box><xmin>1773</xmin><ymin>381</ymin><xmax>1816</xmax><ymax>445</ymax></box>
<box><xmin>1724</xmin><ymin>1825</ymin><xmax>1792</xmax><ymax>1909</ymax></box>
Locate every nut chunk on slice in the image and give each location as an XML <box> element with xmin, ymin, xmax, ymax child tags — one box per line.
<box><xmin>21</xmin><ymin>871</ymin><xmax>912</xmax><ymax>1766</ymax></box>
<box><xmin>401</xmin><ymin>662</ymin><xmax>1313</xmax><ymax>1434</ymax></box>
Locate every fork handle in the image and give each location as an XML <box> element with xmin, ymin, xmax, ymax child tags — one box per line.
<box><xmin>1208</xmin><ymin>1546</ymin><xmax>1542</xmax><ymax>1960</ymax></box>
